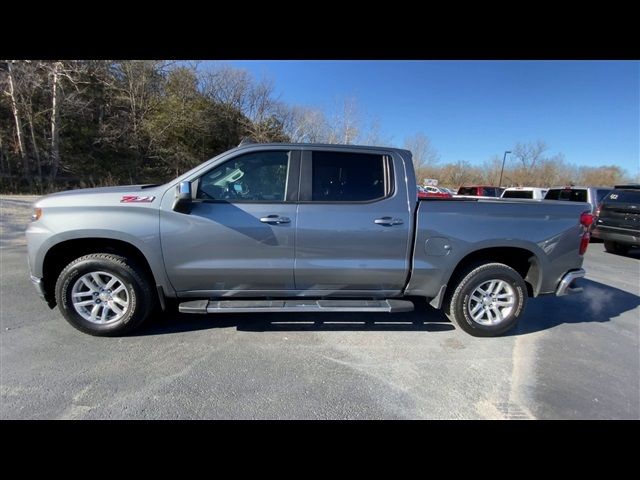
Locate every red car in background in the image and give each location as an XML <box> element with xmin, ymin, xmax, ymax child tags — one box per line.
<box><xmin>457</xmin><ymin>185</ymin><xmax>505</xmax><ymax>198</ymax></box>
<box><xmin>417</xmin><ymin>185</ymin><xmax>453</xmax><ymax>199</ymax></box>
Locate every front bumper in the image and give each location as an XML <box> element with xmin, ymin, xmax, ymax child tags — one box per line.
<box><xmin>556</xmin><ymin>269</ymin><xmax>586</xmax><ymax>296</ymax></box>
<box><xmin>30</xmin><ymin>274</ymin><xmax>46</xmax><ymax>298</ymax></box>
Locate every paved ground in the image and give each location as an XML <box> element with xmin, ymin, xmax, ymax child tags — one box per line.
<box><xmin>1</xmin><ymin>196</ymin><xmax>638</xmax><ymax>419</ymax></box>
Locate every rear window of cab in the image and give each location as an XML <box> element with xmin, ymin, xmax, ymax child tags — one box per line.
<box><xmin>544</xmin><ymin>188</ymin><xmax>587</xmax><ymax>202</ymax></box>
<box><xmin>605</xmin><ymin>189</ymin><xmax>640</xmax><ymax>203</ymax></box>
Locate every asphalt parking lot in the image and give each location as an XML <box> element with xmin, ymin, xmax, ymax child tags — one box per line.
<box><xmin>1</xmin><ymin>196</ymin><xmax>639</xmax><ymax>419</ymax></box>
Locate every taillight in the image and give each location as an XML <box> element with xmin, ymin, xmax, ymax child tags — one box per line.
<box><xmin>578</xmin><ymin>211</ymin><xmax>593</xmax><ymax>255</ymax></box>
<box><xmin>580</xmin><ymin>212</ymin><xmax>594</xmax><ymax>227</ymax></box>
<box><xmin>579</xmin><ymin>232</ymin><xmax>590</xmax><ymax>255</ymax></box>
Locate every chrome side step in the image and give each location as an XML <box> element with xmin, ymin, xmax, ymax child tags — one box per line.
<box><xmin>178</xmin><ymin>299</ymin><xmax>415</xmax><ymax>314</ymax></box>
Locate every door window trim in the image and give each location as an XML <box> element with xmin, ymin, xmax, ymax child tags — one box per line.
<box><xmin>192</xmin><ymin>150</ymin><xmax>301</xmax><ymax>204</ymax></box>
<box><xmin>298</xmin><ymin>150</ymin><xmax>395</xmax><ymax>204</ymax></box>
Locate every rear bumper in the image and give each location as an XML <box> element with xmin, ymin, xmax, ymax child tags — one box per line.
<box><xmin>556</xmin><ymin>269</ymin><xmax>586</xmax><ymax>296</ymax></box>
<box><xmin>592</xmin><ymin>227</ymin><xmax>640</xmax><ymax>247</ymax></box>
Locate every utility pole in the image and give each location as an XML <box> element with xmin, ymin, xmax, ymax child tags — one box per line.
<box><xmin>498</xmin><ymin>150</ymin><xmax>511</xmax><ymax>188</ymax></box>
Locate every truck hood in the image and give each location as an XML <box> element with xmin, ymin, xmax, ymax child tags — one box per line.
<box><xmin>34</xmin><ymin>184</ymin><xmax>166</xmax><ymax>208</ymax></box>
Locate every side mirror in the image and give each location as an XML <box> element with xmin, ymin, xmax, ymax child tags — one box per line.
<box><xmin>173</xmin><ymin>181</ymin><xmax>193</xmax><ymax>213</ymax></box>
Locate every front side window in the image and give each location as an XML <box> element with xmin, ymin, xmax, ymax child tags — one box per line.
<box><xmin>311</xmin><ymin>151</ymin><xmax>387</xmax><ymax>202</ymax></box>
<box><xmin>197</xmin><ymin>151</ymin><xmax>289</xmax><ymax>202</ymax></box>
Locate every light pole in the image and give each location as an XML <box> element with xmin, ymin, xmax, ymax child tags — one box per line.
<box><xmin>498</xmin><ymin>150</ymin><xmax>511</xmax><ymax>188</ymax></box>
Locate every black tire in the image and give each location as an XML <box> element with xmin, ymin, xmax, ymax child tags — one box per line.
<box><xmin>444</xmin><ymin>262</ymin><xmax>527</xmax><ymax>337</ymax></box>
<box><xmin>604</xmin><ymin>241</ymin><xmax>630</xmax><ymax>255</ymax></box>
<box><xmin>55</xmin><ymin>253</ymin><xmax>155</xmax><ymax>336</ymax></box>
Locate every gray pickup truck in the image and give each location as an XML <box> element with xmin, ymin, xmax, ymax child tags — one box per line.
<box><xmin>26</xmin><ymin>142</ymin><xmax>592</xmax><ymax>337</ymax></box>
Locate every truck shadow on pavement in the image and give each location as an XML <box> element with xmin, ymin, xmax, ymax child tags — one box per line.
<box><xmin>138</xmin><ymin>300</ymin><xmax>455</xmax><ymax>336</ymax></box>
<box><xmin>136</xmin><ymin>278</ymin><xmax>638</xmax><ymax>336</ymax></box>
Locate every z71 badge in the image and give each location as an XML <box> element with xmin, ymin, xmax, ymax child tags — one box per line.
<box><xmin>120</xmin><ymin>195</ymin><xmax>155</xmax><ymax>203</ymax></box>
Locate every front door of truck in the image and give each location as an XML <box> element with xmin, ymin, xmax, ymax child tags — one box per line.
<box><xmin>294</xmin><ymin>149</ymin><xmax>412</xmax><ymax>296</ymax></box>
<box><xmin>160</xmin><ymin>149</ymin><xmax>300</xmax><ymax>295</ymax></box>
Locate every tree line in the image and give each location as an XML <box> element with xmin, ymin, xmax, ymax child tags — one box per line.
<box><xmin>0</xmin><ymin>60</ymin><xmax>634</xmax><ymax>193</ymax></box>
<box><xmin>407</xmin><ymin>136</ymin><xmax>632</xmax><ymax>189</ymax></box>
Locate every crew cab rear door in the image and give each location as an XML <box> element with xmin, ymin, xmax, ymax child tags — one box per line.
<box><xmin>294</xmin><ymin>149</ymin><xmax>412</xmax><ymax>296</ymax></box>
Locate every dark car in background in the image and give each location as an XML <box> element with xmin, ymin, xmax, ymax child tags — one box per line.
<box><xmin>457</xmin><ymin>185</ymin><xmax>504</xmax><ymax>198</ymax></box>
<box><xmin>544</xmin><ymin>186</ymin><xmax>611</xmax><ymax>213</ymax></box>
<box><xmin>592</xmin><ymin>184</ymin><xmax>640</xmax><ymax>255</ymax></box>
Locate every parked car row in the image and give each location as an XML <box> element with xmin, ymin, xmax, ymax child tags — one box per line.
<box><xmin>417</xmin><ymin>185</ymin><xmax>452</xmax><ymax>199</ymax></box>
<box><xmin>454</xmin><ymin>183</ymin><xmax>638</xmax><ymax>255</ymax></box>
<box><xmin>501</xmin><ymin>187</ymin><xmax>548</xmax><ymax>200</ymax></box>
<box><xmin>592</xmin><ymin>184</ymin><xmax>640</xmax><ymax>255</ymax></box>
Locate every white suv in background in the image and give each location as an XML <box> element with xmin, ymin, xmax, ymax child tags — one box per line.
<box><xmin>501</xmin><ymin>187</ymin><xmax>548</xmax><ymax>200</ymax></box>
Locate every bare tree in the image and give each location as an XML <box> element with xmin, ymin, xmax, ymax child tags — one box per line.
<box><xmin>360</xmin><ymin>117</ymin><xmax>392</xmax><ymax>147</ymax></box>
<box><xmin>403</xmin><ymin>132</ymin><xmax>440</xmax><ymax>171</ymax></box>
<box><xmin>201</xmin><ymin>65</ymin><xmax>252</xmax><ymax>113</ymax></box>
<box><xmin>578</xmin><ymin>165</ymin><xmax>627</xmax><ymax>186</ymax></box>
<box><xmin>439</xmin><ymin>160</ymin><xmax>478</xmax><ymax>187</ymax></box>
<box><xmin>0</xmin><ymin>129</ymin><xmax>9</xmax><ymax>177</ymax></box>
<box><xmin>3</xmin><ymin>61</ymin><xmax>28</xmax><ymax>180</ymax></box>
<box><xmin>283</xmin><ymin>105</ymin><xmax>330</xmax><ymax>143</ymax></box>
<box><xmin>201</xmin><ymin>65</ymin><xmax>278</xmax><ymax>123</ymax></box>
<box><xmin>480</xmin><ymin>155</ymin><xmax>503</xmax><ymax>185</ymax></box>
<box><xmin>512</xmin><ymin>140</ymin><xmax>547</xmax><ymax>175</ymax></box>
<box><xmin>48</xmin><ymin>61</ymin><xmax>63</xmax><ymax>180</ymax></box>
<box><xmin>328</xmin><ymin>96</ymin><xmax>359</xmax><ymax>144</ymax></box>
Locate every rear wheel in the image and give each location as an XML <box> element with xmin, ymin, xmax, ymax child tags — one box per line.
<box><xmin>55</xmin><ymin>253</ymin><xmax>155</xmax><ymax>336</ymax></box>
<box><xmin>604</xmin><ymin>241</ymin><xmax>630</xmax><ymax>255</ymax></box>
<box><xmin>444</xmin><ymin>263</ymin><xmax>527</xmax><ymax>337</ymax></box>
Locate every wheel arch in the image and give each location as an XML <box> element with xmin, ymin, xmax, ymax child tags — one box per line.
<box><xmin>445</xmin><ymin>246</ymin><xmax>542</xmax><ymax>300</ymax></box>
<box><xmin>42</xmin><ymin>237</ymin><xmax>159</xmax><ymax>308</ymax></box>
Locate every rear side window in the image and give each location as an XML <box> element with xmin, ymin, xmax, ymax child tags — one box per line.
<box><xmin>482</xmin><ymin>187</ymin><xmax>498</xmax><ymax>197</ymax></box>
<box><xmin>312</xmin><ymin>151</ymin><xmax>387</xmax><ymax>202</ymax></box>
<box><xmin>605</xmin><ymin>189</ymin><xmax>640</xmax><ymax>203</ymax></box>
<box><xmin>503</xmin><ymin>190</ymin><xmax>533</xmax><ymax>199</ymax></box>
<box><xmin>457</xmin><ymin>187</ymin><xmax>476</xmax><ymax>195</ymax></box>
<box><xmin>544</xmin><ymin>188</ymin><xmax>588</xmax><ymax>202</ymax></box>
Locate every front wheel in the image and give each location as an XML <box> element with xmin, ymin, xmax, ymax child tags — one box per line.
<box><xmin>55</xmin><ymin>253</ymin><xmax>155</xmax><ymax>336</ymax></box>
<box><xmin>445</xmin><ymin>263</ymin><xmax>527</xmax><ymax>337</ymax></box>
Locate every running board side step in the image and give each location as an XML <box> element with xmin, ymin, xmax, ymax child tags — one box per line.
<box><xmin>178</xmin><ymin>299</ymin><xmax>415</xmax><ymax>314</ymax></box>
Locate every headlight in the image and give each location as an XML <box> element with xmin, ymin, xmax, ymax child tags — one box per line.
<box><xmin>31</xmin><ymin>208</ymin><xmax>42</xmax><ymax>221</ymax></box>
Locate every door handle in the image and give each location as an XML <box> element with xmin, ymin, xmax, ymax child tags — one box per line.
<box><xmin>260</xmin><ymin>215</ymin><xmax>291</xmax><ymax>224</ymax></box>
<box><xmin>374</xmin><ymin>217</ymin><xmax>403</xmax><ymax>226</ymax></box>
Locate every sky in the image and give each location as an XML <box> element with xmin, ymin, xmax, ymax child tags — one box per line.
<box><xmin>201</xmin><ymin>60</ymin><xmax>639</xmax><ymax>176</ymax></box>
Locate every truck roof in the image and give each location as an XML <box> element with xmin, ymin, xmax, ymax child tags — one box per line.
<box><xmin>234</xmin><ymin>141</ymin><xmax>411</xmax><ymax>156</ymax></box>
<box><xmin>546</xmin><ymin>185</ymin><xmax>611</xmax><ymax>190</ymax></box>
<box><xmin>458</xmin><ymin>185</ymin><xmax>501</xmax><ymax>188</ymax></box>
